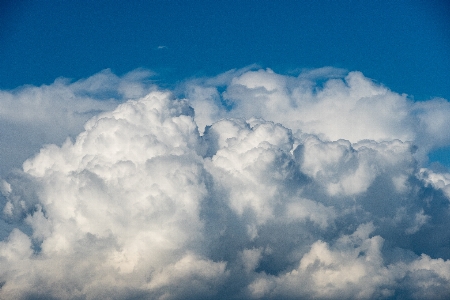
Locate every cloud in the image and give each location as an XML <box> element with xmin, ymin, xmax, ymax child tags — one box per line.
<box><xmin>1</xmin><ymin>68</ymin><xmax>450</xmax><ymax>298</ymax></box>
<box><xmin>186</xmin><ymin>67</ymin><xmax>450</xmax><ymax>163</ymax></box>
<box><xmin>0</xmin><ymin>69</ymin><xmax>155</xmax><ymax>176</ymax></box>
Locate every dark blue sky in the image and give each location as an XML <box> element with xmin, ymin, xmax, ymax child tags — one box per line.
<box><xmin>1</xmin><ymin>0</ymin><xmax>449</xmax><ymax>100</ymax></box>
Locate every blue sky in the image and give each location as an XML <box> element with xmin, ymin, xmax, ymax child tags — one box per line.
<box><xmin>3</xmin><ymin>1</ymin><xmax>450</xmax><ymax>299</ymax></box>
<box><xmin>1</xmin><ymin>0</ymin><xmax>449</xmax><ymax>99</ymax></box>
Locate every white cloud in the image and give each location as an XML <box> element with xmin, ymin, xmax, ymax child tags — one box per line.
<box><xmin>0</xmin><ymin>68</ymin><xmax>450</xmax><ymax>298</ymax></box>
<box><xmin>190</xmin><ymin>69</ymin><xmax>415</xmax><ymax>143</ymax></box>
<box><xmin>0</xmin><ymin>69</ymin><xmax>155</xmax><ymax>176</ymax></box>
<box><xmin>188</xmin><ymin>68</ymin><xmax>450</xmax><ymax>165</ymax></box>
<box><xmin>418</xmin><ymin>167</ymin><xmax>450</xmax><ymax>199</ymax></box>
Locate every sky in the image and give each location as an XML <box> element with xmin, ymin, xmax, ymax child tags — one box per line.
<box><xmin>1</xmin><ymin>1</ymin><xmax>449</xmax><ymax>98</ymax></box>
<box><xmin>1</xmin><ymin>1</ymin><xmax>450</xmax><ymax>299</ymax></box>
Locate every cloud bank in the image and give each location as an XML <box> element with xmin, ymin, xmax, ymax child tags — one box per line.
<box><xmin>1</xmin><ymin>67</ymin><xmax>450</xmax><ymax>299</ymax></box>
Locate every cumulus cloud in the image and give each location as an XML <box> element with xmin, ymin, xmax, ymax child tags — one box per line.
<box><xmin>186</xmin><ymin>67</ymin><xmax>450</xmax><ymax>163</ymax></box>
<box><xmin>0</xmin><ymin>68</ymin><xmax>155</xmax><ymax>176</ymax></box>
<box><xmin>1</xmin><ymin>67</ymin><xmax>450</xmax><ymax>299</ymax></box>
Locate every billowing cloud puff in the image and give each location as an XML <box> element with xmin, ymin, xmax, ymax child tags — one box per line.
<box><xmin>1</xmin><ymin>67</ymin><xmax>450</xmax><ymax>299</ymax></box>
<box><xmin>0</xmin><ymin>69</ymin><xmax>154</xmax><ymax>176</ymax></box>
<box><xmin>186</xmin><ymin>67</ymin><xmax>450</xmax><ymax>162</ymax></box>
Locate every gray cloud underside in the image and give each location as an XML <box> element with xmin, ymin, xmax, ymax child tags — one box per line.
<box><xmin>1</xmin><ymin>68</ymin><xmax>450</xmax><ymax>299</ymax></box>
